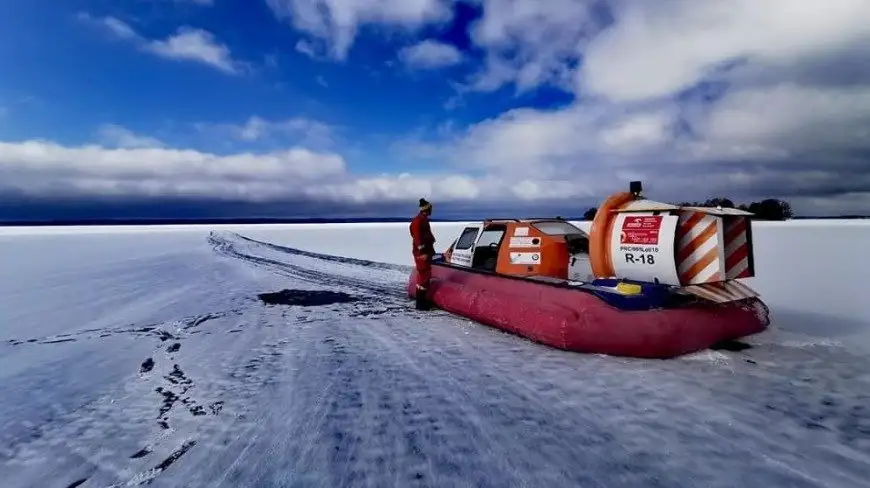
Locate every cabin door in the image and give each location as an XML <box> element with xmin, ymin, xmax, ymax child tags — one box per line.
<box><xmin>471</xmin><ymin>225</ymin><xmax>507</xmax><ymax>271</ymax></box>
<box><xmin>448</xmin><ymin>225</ymin><xmax>482</xmax><ymax>267</ymax></box>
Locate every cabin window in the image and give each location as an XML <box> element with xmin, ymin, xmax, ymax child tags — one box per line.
<box><xmin>454</xmin><ymin>227</ymin><xmax>479</xmax><ymax>250</ymax></box>
<box><xmin>476</xmin><ymin>228</ymin><xmax>505</xmax><ymax>247</ymax></box>
<box><xmin>532</xmin><ymin>221</ymin><xmax>587</xmax><ymax>236</ymax></box>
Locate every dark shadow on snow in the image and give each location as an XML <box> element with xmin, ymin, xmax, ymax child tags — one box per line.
<box><xmin>710</xmin><ymin>339</ymin><xmax>752</xmax><ymax>352</ymax></box>
<box><xmin>257</xmin><ymin>289</ymin><xmax>361</xmax><ymax>307</ymax></box>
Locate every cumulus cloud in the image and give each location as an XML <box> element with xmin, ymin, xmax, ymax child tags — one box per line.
<box><xmin>261</xmin><ymin>0</ymin><xmax>870</xmax><ymax>214</ymax></box>
<box><xmin>0</xmin><ymin>131</ymin><xmax>596</xmax><ymax>206</ymax></box>
<box><xmin>459</xmin><ymin>0</ymin><xmax>870</xmax><ymax>99</ymax></box>
<box><xmin>97</xmin><ymin>124</ymin><xmax>166</xmax><ymax>149</ymax></box>
<box><xmin>78</xmin><ymin>13</ymin><xmax>241</xmax><ymax>74</ymax></box>
<box><xmin>35</xmin><ymin>1</ymin><xmax>870</xmax><ymax>215</ymax></box>
<box><xmin>432</xmin><ymin>81</ymin><xmax>870</xmax><ymax>205</ymax></box>
<box><xmin>264</xmin><ymin>0</ymin><xmax>454</xmax><ymax>60</ymax></box>
<box><xmin>578</xmin><ymin>0</ymin><xmax>870</xmax><ymax>102</ymax></box>
<box><xmin>0</xmin><ymin>139</ymin><xmax>346</xmax><ymax>202</ymax></box>
<box><xmin>466</xmin><ymin>0</ymin><xmax>602</xmax><ymax>93</ymax></box>
<box><xmin>410</xmin><ymin>0</ymin><xmax>870</xmax><ymax>212</ymax></box>
<box><xmin>399</xmin><ymin>40</ymin><xmax>463</xmax><ymax>69</ymax></box>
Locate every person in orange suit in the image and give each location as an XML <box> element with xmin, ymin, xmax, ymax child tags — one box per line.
<box><xmin>410</xmin><ymin>198</ymin><xmax>436</xmax><ymax>310</ymax></box>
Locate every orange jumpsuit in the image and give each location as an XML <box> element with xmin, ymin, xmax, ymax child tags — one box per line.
<box><xmin>409</xmin><ymin>211</ymin><xmax>436</xmax><ymax>291</ymax></box>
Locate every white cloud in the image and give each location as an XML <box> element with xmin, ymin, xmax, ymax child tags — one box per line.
<box><xmin>79</xmin><ymin>13</ymin><xmax>240</xmax><ymax>74</ymax></box>
<box><xmin>456</xmin><ymin>0</ymin><xmax>870</xmax><ymax>100</ymax></box>
<box><xmin>197</xmin><ymin>116</ymin><xmax>336</xmax><ymax>148</ymax></box>
<box><xmin>0</xmin><ymin>113</ymin><xmax>605</xmax><ymax>205</ymax></box>
<box><xmin>47</xmin><ymin>2</ymin><xmax>870</xmax><ymax>214</ymax></box>
<box><xmin>399</xmin><ymin>40</ymin><xmax>463</xmax><ymax>69</ymax></box>
<box><xmin>466</xmin><ymin>0</ymin><xmax>600</xmax><ymax>93</ymax></box>
<box><xmin>295</xmin><ymin>39</ymin><xmax>319</xmax><ymax>59</ymax></box>
<box><xmin>392</xmin><ymin>0</ymin><xmax>870</xmax><ymax>212</ymax></box>
<box><xmin>302</xmin><ymin>172</ymin><xmax>592</xmax><ymax>204</ymax></box>
<box><xmin>701</xmin><ymin>84</ymin><xmax>870</xmax><ymax>153</ymax></box>
<box><xmin>97</xmin><ymin>124</ymin><xmax>165</xmax><ymax>149</ymax></box>
<box><xmin>0</xmin><ymin>139</ymin><xmax>346</xmax><ymax>202</ymax></box>
<box><xmin>144</xmin><ymin>28</ymin><xmax>238</xmax><ymax>73</ymax></box>
<box><xmin>100</xmin><ymin>16</ymin><xmax>139</xmax><ymax>40</ymax></box>
<box><xmin>264</xmin><ymin>0</ymin><xmax>454</xmax><ymax>60</ymax></box>
<box><xmin>0</xmin><ymin>136</ymin><xmax>584</xmax><ymax>204</ymax></box>
<box><xmin>578</xmin><ymin>0</ymin><xmax>870</xmax><ymax>102</ymax></box>
<box><xmin>295</xmin><ymin>39</ymin><xmax>323</xmax><ymax>60</ymax></box>
<box><xmin>431</xmin><ymin>81</ymin><xmax>870</xmax><ymax>203</ymax></box>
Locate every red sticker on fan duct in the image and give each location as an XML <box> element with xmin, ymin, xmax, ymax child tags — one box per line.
<box><xmin>620</xmin><ymin>216</ymin><xmax>662</xmax><ymax>245</ymax></box>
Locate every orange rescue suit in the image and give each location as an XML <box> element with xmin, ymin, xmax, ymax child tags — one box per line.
<box><xmin>409</xmin><ymin>212</ymin><xmax>436</xmax><ymax>290</ymax></box>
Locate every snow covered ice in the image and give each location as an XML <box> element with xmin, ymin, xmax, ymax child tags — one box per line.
<box><xmin>1</xmin><ymin>227</ymin><xmax>870</xmax><ymax>487</ymax></box>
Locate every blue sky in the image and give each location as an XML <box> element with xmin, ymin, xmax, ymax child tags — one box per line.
<box><xmin>1</xmin><ymin>0</ymin><xmax>870</xmax><ymax>220</ymax></box>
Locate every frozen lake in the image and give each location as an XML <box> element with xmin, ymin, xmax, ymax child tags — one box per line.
<box><xmin>1</xmin><ymin>227</ymin><xmax>869</xmax><ymax>487</ymax></box>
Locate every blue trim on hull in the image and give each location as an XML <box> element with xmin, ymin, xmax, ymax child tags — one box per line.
<box><xmin>585</xmin><ymin>279</ymin><xmax>675</xmax><ymax>311</ymax></box>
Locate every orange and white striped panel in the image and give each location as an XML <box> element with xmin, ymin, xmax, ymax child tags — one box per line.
<box><xmin>724</xmin><ymin>217</ymin><xmax>752</xmax><ymax>279</ymax></box>
<box><xmin>676</xmin><ymin>210</ymin><xmax>726</xmax><ymax>285</ymax></box>
<box><xmin>683</xmin><ymin>280</ymin><xmax>760</xmax><ymax>303</ymax></box>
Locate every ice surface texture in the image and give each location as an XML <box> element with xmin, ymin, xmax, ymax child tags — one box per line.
<box><xmin>0</xmin><ymin>227</ymin><xmax>869</xmax><ymax>487</ymax></box>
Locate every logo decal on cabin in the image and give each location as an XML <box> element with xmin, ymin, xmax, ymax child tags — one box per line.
<box><xmin>509</xmin><ymin>236</ymin><xmax>539</xmax><ymax>248</ymax></box>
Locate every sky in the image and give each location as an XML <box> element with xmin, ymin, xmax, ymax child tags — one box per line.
<box><xmin>1</xmin><ymin>0</ymin><xmax>870</xmax><ymax>220</ymax></box>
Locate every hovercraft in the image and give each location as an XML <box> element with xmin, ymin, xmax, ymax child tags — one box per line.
<box><xmin>407</xmin><ymin>181</ymin><xmax>770</xmax><ymax>359</ymax></box>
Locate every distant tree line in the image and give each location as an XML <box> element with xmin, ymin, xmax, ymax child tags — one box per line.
<box><xmin>582</xmin><ymin>197</ymin><xmax>793</xmax><ymax>221</ymax></box>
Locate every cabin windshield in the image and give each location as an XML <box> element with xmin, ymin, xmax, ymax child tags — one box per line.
<box><xmin>532</xmin><ymin>221</ymin><xmax>587</xmax><ymax>236</ymax></box>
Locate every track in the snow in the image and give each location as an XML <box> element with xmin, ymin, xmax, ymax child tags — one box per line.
<box><xmin>208</xmin><ymin>231</ymin><xmax>412</xmax><ymax>302</ymax></box>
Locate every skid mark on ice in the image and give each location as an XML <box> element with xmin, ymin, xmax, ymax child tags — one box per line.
<box><xmin>231</xmin><ymin>232</ymin><xmax>411</xmax><ymax>272</ymax></box>
<box><xmin>4</xmin><ymin>309</ymin><xmax>242</xmax><ymax>348</ymax></box>
<box><xmin>208</xmin><ymin>231</ymin><xmax>412</xmax><ymax>300</ymax></box>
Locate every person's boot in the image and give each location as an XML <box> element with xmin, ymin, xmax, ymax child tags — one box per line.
<box><xmin>415</xmin><ymin>286</ymin><xmax>431</xmax><ymax>311</ymax></box>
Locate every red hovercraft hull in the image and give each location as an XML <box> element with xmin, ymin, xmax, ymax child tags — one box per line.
<box><xmin>407</xmin><ymin>265</ymin><xmax>770</xmax><ymax>359</ymax></box>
